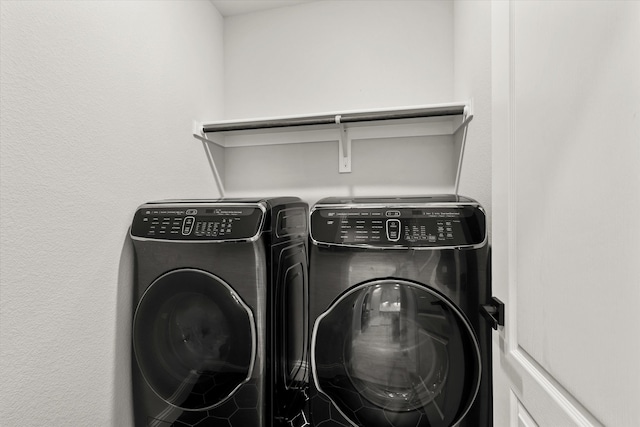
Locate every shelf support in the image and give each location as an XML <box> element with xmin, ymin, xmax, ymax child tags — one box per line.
<box><xmin>337</xmin><ymin>117</ymin><xmax>352</xmax><ymax>173</ymax></box>
<box><xmin>192</xmin><ymin>121</ymin><xmax>226</xmax><ymax>197</ymax></box>
<box><xmin>453</xmin><ymin>103</ymin><xmax>474</xmax><ymax>196</ymax></box>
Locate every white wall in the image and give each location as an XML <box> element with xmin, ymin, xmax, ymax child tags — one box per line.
<box><xmin>0</xmin><ymin>1</ymin><xmax>224</xmax><ymax>425</ymax></box>
<box><xmin>223</xmin><ymin>0</ymin><xmax>454</xmax><ymax>119</ymax></box>
<box><xmin>220</xmin><ymin>0</ymin><xmax>480</xmax><ymax>204</ymax></box>
<box><xmin>453</xmin><ymin>0</ymin><xmax>492</xmax><ymax>225</ymax></box>
<box><xmin>1</xmin><ymin>1</ymin><xmax>495</xmax><ymax>425</ymax></box>
<box><xmin>451</xmin><ymin>0</ymin><xmax>499</xmax><ymax>422</ymax></box>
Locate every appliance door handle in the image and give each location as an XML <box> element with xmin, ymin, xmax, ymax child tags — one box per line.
<box><xmin>481</xmin><ymin>297</ymin><xmax>505</xmax><ymax>330</ymax></box>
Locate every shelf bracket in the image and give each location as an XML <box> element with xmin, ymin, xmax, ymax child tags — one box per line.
<box><xmin>192</xmin><ymin>120</ymin><xmax>226</xmax><ymax>197</ymax></box>
<box><xmin>337</xmin><ymin>116</ymin><xmax>351</xmax><ymax>173</ymax></box>
<box><xmin>481</xmin><ymin>297</ymin><xmax>505</xmax><ymax>330</ymax></box>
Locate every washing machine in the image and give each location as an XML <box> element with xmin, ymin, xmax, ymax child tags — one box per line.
<box><xmin>129</xmin><ymin>198</ymin><xmax>309</xmax><ymax>427</ymax></box>
<box><xmin>308</xmin><ymin>195</ymin><xmax>492</xmax><ymax>427</ymax></box>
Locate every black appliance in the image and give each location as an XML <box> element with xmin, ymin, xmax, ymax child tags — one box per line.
<box><xmin>308</xmin><ymin>195</ymin><xmax>492</xmax><ymax>427</ymax></box>
<box><xmin>130</xmin><ymin>198</ymin><xmax>309</xmax><ymax>427</ymax></box>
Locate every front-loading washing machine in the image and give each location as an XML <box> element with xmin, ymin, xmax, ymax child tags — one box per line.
<box><xmin>129</xmin><ymin>198</ymin><xmax>309</xmax><ymax>427</ymax></box>
<box><xmin>308</xmin><ymin>195</ymin><xmax>491</xmax><ymax>427</ymax></box>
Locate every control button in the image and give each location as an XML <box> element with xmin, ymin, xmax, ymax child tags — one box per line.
<box><xmin>386</xmin><ymin>219</ymin><xmax>401</xmax><ymax>242</ymax></box>
<box><xmin>386</xmin><ymin>210</ymin><xmax>401</xmax><ymax>217</ymax></box>
<box><xmin>186</xmin><ymin>209</ymin><xmax>197</xmax><ymax>215</ymax></box>
<box><xmin>182</xmin><ymin>216</ymin><xmax>195</xmax><ymax>236</ymax></box>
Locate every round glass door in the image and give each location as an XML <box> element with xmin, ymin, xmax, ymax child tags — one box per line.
<box><xmin>133</xmin><ymin>269</ymin><xmax>255</xmax><ymax>410</ymax></box>
<box><xmin>312</xmin><ymin>279</ymin><xmax>480</xmax><ymax>427</ymax></box>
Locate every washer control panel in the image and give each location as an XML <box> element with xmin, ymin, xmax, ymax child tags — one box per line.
<box><xmin>310</xmin><ymin>205</ymin><xmax>485</xmax><ymax>247</ymax></box>
<box><xmin>131</xmin><ymin>204</ymin><xmax>264</xmax><ymax>240</ymax></box>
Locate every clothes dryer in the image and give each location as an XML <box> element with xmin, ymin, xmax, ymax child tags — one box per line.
<box><xmin>130</xmin><ymin>198</ymin><xmax>309</xmax><ymax>427</ymax></box>
<box><xmin>308</xmin><ymin>196</ymin><xmax>491</xmax><ymax>427</ymax></box>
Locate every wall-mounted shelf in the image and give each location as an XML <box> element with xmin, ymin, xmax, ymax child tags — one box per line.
<box><xmin>192</xmin><ymin>101</ymin><xmax>473</xmax><ymax>197</ymax></box>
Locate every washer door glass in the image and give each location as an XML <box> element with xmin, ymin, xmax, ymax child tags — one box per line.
<box><xmin>312</xmin><ymin>279</ymin><xmax>480</xmax><ymax>427</ymax></box>
<box><xmin>133</xmin><ymin>269</ymin><xmax>255</xmax><ymax>410</ymax></box>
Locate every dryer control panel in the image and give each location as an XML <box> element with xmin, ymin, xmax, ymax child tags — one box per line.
<box><xmin>310</xmin><ymin>205</ymin><xmax>485</xmax><ymax>248</ymax></box>
<box><xmin>130</xmin><ymin>204</ymin><xmax>265</xmax><ymax>241</ymax></box>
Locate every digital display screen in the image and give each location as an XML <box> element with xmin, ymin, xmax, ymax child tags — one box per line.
<box><xmin>277</xmin><ymin>207</ymin><xmax>307</xmax><ymax>238</ymax></box>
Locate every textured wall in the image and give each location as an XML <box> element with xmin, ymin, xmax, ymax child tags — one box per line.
<box><xmin>220</xmin><ymin>0</ymin><xmax>477</xmax><ymax>204</ymax></box>
<box><xmin>0</xmin><ymin>1</ymin><xmax>494</xmax><ymax>425</ymax></box>
<box><xmin>0</xmin><ymin>1</ymin><xmax>224</xmax><ymax>425</ymax></box>
<box><xmin>223</xmin><ymin>0</ymin><xmax>454</xmax><ymax>118</ymax></box>
<box><xmin>453</xmin><ymin>0</ymin><xmax>492</xmax><ymax>228</ymax></box>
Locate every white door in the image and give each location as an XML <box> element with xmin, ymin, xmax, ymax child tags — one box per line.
<box><xmin>491</xmin><ymin>1</ymin><xmax>640</xmax><ymax>426</ymax></box>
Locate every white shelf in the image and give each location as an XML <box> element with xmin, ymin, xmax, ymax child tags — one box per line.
<box><xmin>192</xmin><ymin>101</ymin><xmax>473</xmax><ymax>196</ymax></box>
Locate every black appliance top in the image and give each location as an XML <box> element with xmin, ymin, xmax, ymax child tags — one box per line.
<box><xmin>142</xmin><ymin>197</ymin><xmax>302</xmax><ymax>208</ymax></box>
<box><xmin>310</xmin><ymin>195</ymin><xmax>486</xmax><ymax>249</ymax></box>
<box><xmin>130</xmin><ymin>197</ymin><xmax>304</xmax><ymax>242</ymax></box>
<box><xmin>313</xmin><ymin>194</ymin><xmax>473</xmax><ymax>206</ymax></box>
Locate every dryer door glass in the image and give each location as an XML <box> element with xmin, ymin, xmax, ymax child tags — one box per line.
<box><xmin>133</xmin><ymin>269</ymin><xmax>255</xmax><ymax>410</ymax></box>
<box><xmin>312</xmin><ymin>279</ymin><xmax>480</xmax><ymax>427</ymax></box>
